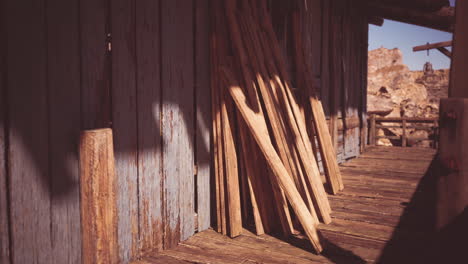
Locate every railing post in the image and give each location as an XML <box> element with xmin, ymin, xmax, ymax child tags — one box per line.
<box><xmin>402</xmin><ymin>119</ymin><xmax>407</xmax><ymax>147</ymax></box>
<box><xmin>370</xmin><ymin>114</ymin><xmax>376</xmax><ymax>146</ymax></box>
<box><xmin>79</xmin><ymin>128</ymin><xmax>119</xmax><ymax>264</ymax></box>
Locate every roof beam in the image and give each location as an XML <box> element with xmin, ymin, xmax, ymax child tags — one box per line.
<box><xmin>368</xmin><ymin>16</ymin><xmax>384</xmax><ymax>26</ymax></box>
<box><xmin>366</xmin><ymin>0</ymin><xmax>450</xmax><ymax>12</ymax></box>
<box><xmin>367</xmin><ymin>4</ymin><xmax>455</xmax><ymax>32</ymax></box>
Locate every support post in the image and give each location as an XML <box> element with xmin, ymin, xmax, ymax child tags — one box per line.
<box><xmin>369</xmin><ymin>114</ymin><xmax>376</xmax><ymax>146</ymax></box>
<box><xmin>437</xmin><ymin>99</ymin><xmax>468</xmax><ymax>229</ymax></box>
<box><xmin>79</xmin><ymin>128</ymin><xmax>119</xmax><ymax>264</ymax></box>
<box><xmin>402</xmin><ymin>119</ymin><xmax>407</xmax><ymax>147</ymax></box>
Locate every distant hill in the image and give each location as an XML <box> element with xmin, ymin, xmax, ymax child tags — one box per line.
<box><xmin>367</xmin><ymin>47</ymin><xmax>449</xmax><ymax>146</ymax></box>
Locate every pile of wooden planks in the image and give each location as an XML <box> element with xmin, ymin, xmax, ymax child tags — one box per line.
<box><xmin>211</xmin><ymin>0</ymin><xmax>343</xmax><ymax>253</ymax></box>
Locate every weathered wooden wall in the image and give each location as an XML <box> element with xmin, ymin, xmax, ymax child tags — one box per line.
<box><xmin>271</xmin><ymin>0</ymin><xmax>368</xmax><ymax>163</ymax></box>
<box><xmin>0</xmin><ymin>0</ymin><xmax>211</xmax><ymax>263</ymax></box>
<box><xmin>0</xmin><ymin>0</ymin><xmax>369</xmax><ymax>262</ymax></box>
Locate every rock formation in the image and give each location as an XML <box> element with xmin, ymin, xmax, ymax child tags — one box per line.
<box><xmin>367</xmin><ymin>47</ymin><xmax>449</xmax><ymax>146</ymax></box>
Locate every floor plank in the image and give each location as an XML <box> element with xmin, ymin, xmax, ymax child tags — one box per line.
<box><xmin>135</xmin><ymin>146</ymin><xmax>438</xmax><ymax>263</ymax></box>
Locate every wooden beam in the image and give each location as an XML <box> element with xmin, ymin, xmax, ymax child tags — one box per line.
<box><xmin>367</xmin><ymin>4</ymin><xmax>455</xmax><ymax>32</ymax></box>
<box><xmin>437</xmin><ymin>47</ymin><xmax>452</xmax><ymax>58</ymax></box>
<box><xmin>366</xmin><ymin>0</ymin><xmax>450</xmax><ymax>12</ymax></box>
<box><xmin>368</xmin><ymin>16</ymin><xmax>384</xmax><ymax>26</ymax></box>
<box><xmin>413</xmin><ymin>40</ymin><xmax>452</xmax><ymax>51</ymax></box>
<box><xmin>449</xmin><ymin>0</ymin><xmax>468</xmax><ymax>97</ymax></box>
<box><xmin>79</xmin><ymin>128</ymin><xmax>119</xmax><ymax>264</ymax></box>
<box><xmin>437</xmin><ymin>99</ymin><xmax>468</xmax><ymax>229</ymax></box>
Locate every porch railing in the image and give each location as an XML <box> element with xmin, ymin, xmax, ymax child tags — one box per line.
<box><xmin>368</xmin><ymin>114</ymin><xmax>439</xmax><ymax>148</ymax></box>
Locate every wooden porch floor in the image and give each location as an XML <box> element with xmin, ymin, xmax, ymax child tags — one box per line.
<box><xmin>134</xmin><ymin>146</ymin><xmax>442</xmax><ymax>263</ymax></box>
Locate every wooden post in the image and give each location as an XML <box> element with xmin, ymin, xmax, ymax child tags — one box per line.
<box><xmin>79</xmin><ymin>128</ymin><xmax>119</xmax><ymax>264</ymax></box>
<box><xmin>437</xmin><ymin>99</ymin><xmax>468</xmax><ymax>230</ymax></box>
<box><xmin>370</xmin><ymin>114</ymin><xmax>376</xmax><ymax>146</ymax></box>
<box><xmin>402</xmin><ymin>118</ymin><xmax>407</xmax><ymax>147</ymax></box>
<box><xmin>449</xmin><ymin>0</ymin><xmax>468</xmax><ymax>97</ymax></box>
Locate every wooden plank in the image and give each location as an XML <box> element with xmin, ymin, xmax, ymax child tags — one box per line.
<box><xmin>195</xmin><ymin>0</ymin><xmax>211</xmax><ymax>233</ymax></box>
<box><xmin>80</xmin><ymin>0</ymin><xmax>111</xmax><ymax>129</ymax></box>
<box><xmin>0</xmin><ymin>0</ymin><xmax>9</xmax><ymax>261</ymax></box>
<box><xmin>6</xmin><ymin>0</ymin><xmax>52</xmax><ymax>262</ymax></box>
<box><xmin>449</xmin><ymin>0</ymin><xmax>468</xmax><ymax>97</ymax></box>
<box><xmin>79</xmin><ymin>129</ymin><xmax>119</xmax><ymax>264</ymax></box>
<box><xmin>111</xmin><ymin>0</ymin><xmax>139</xmax><ymax>260</ymax></box>
<box><xmin>257</xmin><ymin>2</ymin><xmax>331</xmax><ymax>222</ymax></box>
<box><xmin>135</xmin><ymin>0</ymin><xmax>163</xmax><ymax>253</ymax></box>
<box><xmin>367</xmin><ymin>4</ymin><xmax>454</xmax><ymax>32</ymax></box>
<box><xmin>162</xmin><ymin>0</ymin><xmax>195</xmax><ymax>247</ymax></box>
<box><xmin>436</xmin><ymin>47</ymin><xmax>452</xmax><ymax>58</ymax></box>
<box><xmin>222</xmin><ymin>69</ymin><xmax>323</xmax><ymax>253</ymax></box>
<box><xmin>412</xmin><ymin>40</ymin><xmax>452</xmax><ymax>51</ymax></box>
<box><xmin>220</xmin><ymin>93</ymin><xmax>242</xmax><ymax>237</ymax></box>
<box><xmin>46</xmin><ymin>0</ymin><xmax>81</xmax><ymax>262</ymax></box>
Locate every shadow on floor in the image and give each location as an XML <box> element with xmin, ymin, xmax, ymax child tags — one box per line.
<box><xmin>377</xmin><ymin>157</ymin><xmax>468</xmax><ymax>264</ymax></box>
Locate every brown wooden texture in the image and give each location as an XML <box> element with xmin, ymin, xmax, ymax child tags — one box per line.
<box><xmin>141</xmin><ymin>147</ymin><xmax>438</xmax><ymax>263</ymax></box>
<box><xmin>0</xmin><ymin>0</ymin><xmax>9</xmax><ymax>262</ymax></box>
<box><xmin>162</xmin><ymin>0</ymin><xmax>195</xmax><ymax>247</ymax></box>
<box><xmin>220</xmin><ymin>93</ymin><xmax>242</xmax><ymax>237</ymax></box>
<box><xmin>47</xmin><ymin>0</ymin><xmax>82</xmax><ymax>262</ymax></box>
<box><xmin>111</xmin><ymin>0</ymin><xmax>139</xmax><ymax>260</ymax></box>
<box><xmin>321</xmin><ymin>0</ymin><xmax>331</xmax><ymax>116</ymax></box>
<box><xmin>80</xmin><ymin>0</ymin><xmax>111</xmax><ymax>129</ymax></box>
<box><xmin>195</xmin><ymin>0</ymin><xmax>212</xmax><ymax>233</ymax></box>
<box><xmin>223</xmin><ymin>69</ymin><xmax>323</xmax><ymax>253</ymax></box>
<box><xmin>367</xmin><ymin>4</ymin><xmax>454</xmax><ymax>32</ymax></box>
<box><xmin>6</xmin><ymin>0</ymin><xmax>52</xmax><ymax>262</ymax></box>
<box><xmin>413</xmin><ymin>40</ymin><xmax>452</xmax><ymax>51</ymax></box>
<box><xmin>437</xmin><ymin>99</ymin><xmax>468</xmax><ymax>228</ymax></box>
<box><xmin>449</xmin><ymin>0</ymin><xmax>468</xmax><ymax>97</ymax></box>
<box><xmin>136</xmin><ymin>0</ymin><xmax>163</xmax><ymax>253</ymax></box>
<box><xmin>79</xmin><ymin>129</ymin><xmax>119</xmax><ymax>264</ymax></box>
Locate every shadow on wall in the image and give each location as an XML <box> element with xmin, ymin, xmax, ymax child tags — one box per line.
<box><xmin>377</xmin><ymin>157</ymin><xmax>468</xmax><ymax>263</ymax></box>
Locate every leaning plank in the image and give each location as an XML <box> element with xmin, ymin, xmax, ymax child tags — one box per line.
<box><xmin>47</xmin><ymin>0</ymin><xmax>82</xmax><ymax>262</ymax></box>
<box><xmin>222</xmin><ymin>69</ymin><xmax>322</xmax><ymax>253</ymax></box>
<box><xmin>220</xmin><ymin>91</ymin><xmax>242</xmax><ymax>237</ymax></box>
<box><xmin>291</xmin><ymin>11</ymin><xmax>343</xmax><ymax>194</ymax></box>
<box><xmin>79</xmin><ymin>128</ymin><xmax>119</xmax><ymax>264</ymax></box>
<box><xmin>136</xmin><ymin>0</ymin><xmax>163</xmax><ymax>252</ymax></box>
<box><xmin>258</xmin><ymin>3</ymin><xmax>331</xmax><ymax>221</ymax></box>
<box><xmin>6</xmin><ymin>0</ymin><xmax>52</xmax><ymax>262</ymax></box>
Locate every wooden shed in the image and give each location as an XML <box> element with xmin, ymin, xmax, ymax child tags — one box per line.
<box><xmin>0</xmin><ymin>0</ymin><xmax>466</xmax><ymax>263</ymax></box>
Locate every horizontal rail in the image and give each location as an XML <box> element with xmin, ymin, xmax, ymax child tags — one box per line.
<box><xmin>374</xmin><ymin>117</ymin><xmax>438</xmax><ymax>122</ymax></box>
<box><xmin>368</xmin><ymin>114</ymin><xmax>438</xmax><ymax>148</ymax></box>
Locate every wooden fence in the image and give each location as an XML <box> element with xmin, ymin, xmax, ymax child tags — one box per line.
<box><xmin>368</xmin><ymin>115</ymin><xmax>439</xmax><ymax>148</ymax></box>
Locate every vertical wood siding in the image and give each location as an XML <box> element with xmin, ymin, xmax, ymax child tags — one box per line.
<box><xmin>195</xmin><ymin>0</ymin><xmax>212</xmax><ymax>232</ymax></box>
<box><xmin>6</xmin><ymin>1</ymin><xmax>52</xmax><ymax>263</ymax></box>
<box><xmin>2</xmin><ymin>0</ymin><xmax>211</xmax><ymax>262</ymax></box>
<box><xmin>0</xmin><ymin>0</ymin><xmax>9</xmax><ymax>261</ymax></box>
<box><xmin>161</xmin><ymin>0</ymin><xmax>195</xmax><ymax>248</ymax></box>
<box><xmin>111</xmin><ymin>0</ymin><xmax>139</xmax><ymax>261</ymax></box>
<box><xmin>136</xmin><ymin>0</ymin><xmax>164</xmax><ymax>254</ymax></box>
<box><xmin>47</xmin><ymin>0</ymin><xmax>82</xmax><ymax>262</ymax></box>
